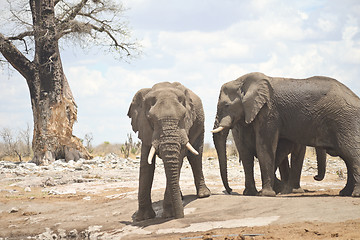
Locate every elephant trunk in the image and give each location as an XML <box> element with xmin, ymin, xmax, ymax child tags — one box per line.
<box><xmin>213</xmin><ymin>119</ymin><xmax>232</xmax><ymax>194</ymax></box>
<box><xmin>314</xmin><ymin>148</ymin><xmax>326</xmax><ymax>181</ymax></box>
<box><xmin>158</xmin><ymin>118</ymin><xmax>184</xmax><ymax>218</ymax></box>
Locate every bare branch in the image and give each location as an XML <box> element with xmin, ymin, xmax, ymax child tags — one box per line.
<box><xmin>8</xmin><ymin>31</ymin><xmax>34</xmax><ymax>40</ymax></box>
<box><xmin>89</xmin><ymin>23</ymin><xmax>130</xmax><ymax>55</ymax></box>
<box><xmin>59</xmin><ymin>0</ymin><xmax>89</xmax><ymax>26</ymax></box>
<box><xmin>0</xmin><ymin>33</ymin><xmax>34</xmax><ymax>79</ymax></box>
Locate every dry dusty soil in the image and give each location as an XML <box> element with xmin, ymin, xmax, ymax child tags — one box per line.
<box><xmin>0</xmin><ymin>153</ymin><xmax>360</xmax><ymax>239</ymax></box>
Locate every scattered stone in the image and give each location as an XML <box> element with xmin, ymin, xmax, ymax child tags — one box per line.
<box><xmin>24</xmin><ymin>187</ymin><xmax>31</xmax><ymax>192</ymax></box>
<box><xmin>43</xmin><ymin>177</ymin><xmax>56</xmax><ymax>187</ymax></box>
<box><xmin>9</xmin><ymin>207</ymin><xmax>19</xmax><ymax>213</ymax></box>
<box><xmin>68</xmin><ymin>229</ymin><xmax>78</xmax><ymax>238</ymax></box>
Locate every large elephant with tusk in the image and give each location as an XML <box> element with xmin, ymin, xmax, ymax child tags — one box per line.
<box><xmin>128</xmin><ymin>82</ymin><xmax>210</xmax><ymax>221</ymax></box>
<box><xmin>212</xmin><ymin>72</ymin><xmax>360</xmax><ymax>197</ymax></box>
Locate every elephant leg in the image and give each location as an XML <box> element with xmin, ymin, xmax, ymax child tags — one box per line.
<box><xmin>338</xmin><ymin>147</ymin><xmax>360</xmax><ymax>196</ymax></box>
<box><xmin>231</xmin><ymin>126</ymin><xmax>258</xmax><ymax>196</ymax></box>
<box><xmin>289</xmin><ymin>145</ymin><xmax>306</xmax><ymax>193</ymax></box>
<box><xmin>136</xmin><ymin>145</ymin><xmax>156</xmax><ymax>221</ymax></box>
<box><xmin>241</xmin><ymin>153</ymin><xmax>258</xmax><ymax>196</ymax></box>
<box><xmin>255</xmin><ymin>126</ymin><xmax>278</xmax><ymax>197</ymax></box>
<box><xmin>353</xmin><ymin>163</ymin><xmax>360</xmax><ymax>197</ymax></box>
<box><xmin>186</xmin><ymin>131</ymin><xmax>211</xmax><ymax>198</ymax></box>
<box><xmin>274</xmin><ymin>140</ymin><xmax>292</xmax><ymax>194</ymax></box>
<box><xmin>187</xmin><ymin>137</ymin><xmax>211</xmax><ymax>198</ymax></box>
<box><xmin>339</xmin><ymin>158</ymin><xmax>355</xmax><ymax>196</ymax></box>
<box><xmin>275</xmin><ymin>157</ymin><xmax>289</xmax><ymax>194</ymax></box>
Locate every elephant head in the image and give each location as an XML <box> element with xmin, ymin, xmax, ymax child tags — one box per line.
<box><xmin>128</xmin><ymin>82</ymin><xmax>199</xmax><ymax>219</ymax></box>
<box><xmin>212</xmin><ymin>73</ymin><xmax>273</xmax><ymax>193</ymax></box>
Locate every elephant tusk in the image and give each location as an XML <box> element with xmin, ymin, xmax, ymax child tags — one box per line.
<box><xmin>186</xmin><ymin>142</ymin><xmax>199</xmax><ymax>155</ymax></box>
<box><xmin>211</xmin><ymin>126</ymin><xmax>224</xmax><ymax>133</ymax></box>
<box><xmin>148</xmin><ymin>146</ymin><xmax>156</xmax><ymax>164</ymax></box>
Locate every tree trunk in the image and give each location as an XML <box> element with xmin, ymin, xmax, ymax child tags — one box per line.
<box><xmin>0</xmin><ymin>0</ymin><xmax>91</xmax><ymax>164</ymax></box>
<box><xmin>28</xmin><ymin>0</ymin><xmax>91</xmax><ymax>164</ymax></box>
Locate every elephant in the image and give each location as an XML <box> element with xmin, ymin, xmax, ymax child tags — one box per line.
<box><xmin>212</xmin><ymin>72</ymin><xmax>360</xmax><ymax>197</ymax></box>
<box><xmin>128</xmin><ymin>82</ymin><xmax>211</xmax><ymax>220</ymax></box>
<box><xmin>275</xmin><ymin>140</ymin><xmax>327</xmax><ymax>194</ymax></box>
<box><xmin>215</xmin><ymin>121</ymin><xmax>326</xmax><ymax>196</ymax></box>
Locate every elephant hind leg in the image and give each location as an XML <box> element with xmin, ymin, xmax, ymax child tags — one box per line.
<box><xmin>187</xmin><ymin>153</ymin><xmax>211</xmax><ymax>198</ymax></box>
<box><xmin>187</xmin><ymin>136</ymin><xmax>211</xmax><ymax>198</ymax></box>
<box><xmin>338</xmin><ymin>150</ymin><xmax>360</xmax><ymax>196</ymax></box>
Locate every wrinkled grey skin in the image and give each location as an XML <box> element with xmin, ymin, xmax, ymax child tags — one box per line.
<box><xmin>128</xmin><ymin>82</ymin><xmax>210</xmax><ymax>220</ymax></box>
<box><xmin>213</xmin><ymin>72</ymin><xmax>360</xmax><ymax>197</ymax></box>
<box><xmin>215</xmin><ymin>123</ymin><xmax>326</xmax><ymax>195</ymax></box>
<box><xmin>273</xmin><ymin>139</ymin><xmax>326</xmax><ymax>194</ymax></box>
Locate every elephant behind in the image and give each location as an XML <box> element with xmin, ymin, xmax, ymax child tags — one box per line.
<box><xmin>213</xmin><ymin>72</ymin><xmax>360</xmax><ymax>197</ymax></box>
<box><xmin>128</xmin><ymin>82</ymin><xmax>210</xmax><ymax>220</ymax></box>
<box><xmin>214</xmin><ymin>122</ymin><xmax>326</xmax><ymax>196</ymax></box>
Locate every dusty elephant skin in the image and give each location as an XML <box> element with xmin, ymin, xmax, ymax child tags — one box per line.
<box><xmin>128</xmin><ymin>82</ymin><xmax>211</xmax><ymax>221</ymax></box>
<box><xmin>213</xmin><ymin>72</ymin><xmax>360</xmax><ymax>197</ymax></box>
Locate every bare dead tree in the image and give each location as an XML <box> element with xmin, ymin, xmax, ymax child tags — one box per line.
<box><xmin>0</xmin><ymin>128</ymin><xmax>22</xmax><ymax>162</ymax></box>
<box><xmin>83</xmin><ymin>132</ymin><xmax>93</xmax><ymax>153</ymax></box>
<box><xmin>19</xmin><ymin>123</ymin><xmax>32</xmax><ymax>157</ymax></box>
<box><xmin>0</xmin><ymin>0</ymin><xmax>140</xmax><ymax>164</ymax></box>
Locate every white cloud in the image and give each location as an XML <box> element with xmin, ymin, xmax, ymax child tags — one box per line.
<box><xmin>67</xmin><ymin>67</ymin><xmax>106</xmax><ymax>97</ymax></box>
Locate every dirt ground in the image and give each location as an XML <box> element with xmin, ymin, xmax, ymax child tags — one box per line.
<box><xmin>0</xmin><ymin>154</ymin><xmax>360</xmax><ymax>239</ymax></box>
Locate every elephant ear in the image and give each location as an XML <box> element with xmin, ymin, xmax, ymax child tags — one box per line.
<box><xmin>240</xmin><ymin>78</ymin><xmax>273</xmax><ymax>124</ymax></box>
<box><xmin>127</xmin><ymin>88</ymin><xmax>152</xmax><ymax>144</ymax></box>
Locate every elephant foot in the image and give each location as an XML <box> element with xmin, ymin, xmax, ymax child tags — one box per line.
<box><xmin>280</xmin><ymin>185</ymin><xmax>293</xmax><ymax>194</ymax></box>
<box><xmin>162</xmin><ymin>204</ymin><xmax>185</xmax><ymax>219</ymax></box>
<box><xmin>162</xmin><ymin>201</ymin><xmax>175</xmax><ymax>219</ymax></box>
<box><xmin>135</xmin><ymin>207</ymin><xmax>156</xmax><ymax>221</ymax></box>
<box><xmin>162</xmin><ymin>208</ymin><xmax>174</xmax><ymax>219</ymax></box>
<box><xmin>339</xmin><ymin>187</ymin><xmax>353</xmax><ymax>196</ymax></box>
<box><xmin>197</xmin><ymin>185</ymin><xmax>211</xmax><ymax>198</ymax></box>
<box><xmin>292</xmin><ymin>187</ymin><xmax>305</xmax><ymax>193</ymax></box>
<box><xmin>351</xmin><ymin>185</ymin><xmax>360</xmax><ymax>197</ymax></box>
<box><xmin>273</xmin><ymin>178</ymin><xmax>284</xmax><ymax>194</ymax></box>
<box><xmin>259</xmin><ymin>188</ymin><xmax>276</xmax><ymax>197</ymax></box>
<box><xmin>243</xmin><ymin>187</ymin><xmax>258</xmax><ymax>196</ymax></box>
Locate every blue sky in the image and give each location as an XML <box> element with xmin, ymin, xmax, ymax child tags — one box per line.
<box><xmin>1</xmin><ymin>0</ymin><xmax>360</xmax><ymax>145</ymax></box>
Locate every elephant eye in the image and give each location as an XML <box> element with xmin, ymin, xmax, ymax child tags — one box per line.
<box><xmin>145</xmin><ymin>96</ymin><xmax>156</xmax><ymax>106</ymax></box>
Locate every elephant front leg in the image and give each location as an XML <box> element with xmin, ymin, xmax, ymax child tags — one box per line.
<box><xmin>136</xmin><ymin>145</ymin><xmax>156</xmax><ymax>221</ymax></box>
<box><xmin>255</xmin><ymin>127</ymin><xmax>278</xmax><ymax>197</ymax></box>
<box><xmin>241</xmin><ymin>154</ymin><xmax>258</xmax><ymax>196</ymax></box>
